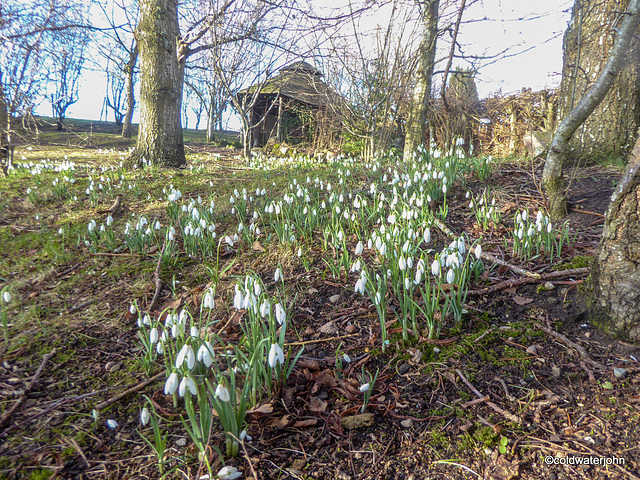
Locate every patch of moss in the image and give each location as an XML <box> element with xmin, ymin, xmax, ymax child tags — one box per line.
<box><xmin>553</xmin><ymin>255</ymin><xmax>592</xmax><ymax>271</ymax></box>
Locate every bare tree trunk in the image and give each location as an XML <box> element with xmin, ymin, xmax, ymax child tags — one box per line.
<box><xmin>590</xmin><ymin>128</ymin><xmax>640</xmax><ymax>341</ymax></box>
<box><xmin>122</xmin><ymin>45</ymin><xmax>138</xmax><ymax>139</ymax></box>
<box><xmin>403</xmin><ymin>0</ymin><xmax>439</xmax><ymax>163</ymax></box>
<box><xmin>543</xmin><ymin>0</ymin><xmax>640</xmax><ymax>218</ymax></box>
<box><xmin>129</xmin><ymin>0</ymin><xmax>186</xmax><ymax>168</ymax></box>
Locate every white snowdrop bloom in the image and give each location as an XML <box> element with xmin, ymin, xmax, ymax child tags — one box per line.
<box><xmin>179</xmin><ymin>375</ymin><xmax>197</xmax><ymax>397</ymax></box>
<box><xmin>431</xmin><ymin>260</ymin><xmax>441</xmax><ymax>276</ymax></box>
<box><xmin>274</xmin><ymin>267</ymin><xmax>282</xmax><ymax>282</ymax></box>
<box><xmin>198</xmin><ymin>342</ymin><xmax>214</xmax><ymax>366</ymax></box>
<box><xmin>547</xmin><ymin>223</ymin><xmax>553</xmax><ymax>233</ymax></box>
<box><xmin>446</xmin><ymin>268</ymin><xmax>455</xmax><ymax>284</ymax></box>
<box><xmin>518</xmin><ymin>228</ymin><xmax>524</xmax><ymax>240</ymax></box>
<box><xmin>215</xmin><ymin>384</ymin><xmax>230</xmax><ymax>402</ymax></box>
<box><xmin>268</xmin><ymin>343</ymin><xmax>285</xmax><ymax>367</ymax></box>
<box><xmin>190</xmin><ymin>326</ymin><xmax>199</xmax><ymax>338</ymax></box>
<box><xmin>457</xmin><ymin>237</ymin><xmax>465</xmax><ymax>254</ymax></box>
<box><xmin>2</xmin><ymin>291</ymin><xmax>11</xmax><ymax>303</ymax></box>
<box><xmin>351</xmin><ymin>259</ymin><xmax>362</xmax><ymax>273</ymax></box>
<box><xmin>359</xmin><ymin>383</ymin><xmax>370</xmax><ymax>393</ymax></box>
<box><xmin>275</xmin><ymin>303</ymin><xmax>286</xmax><ymax>325</ymax></box>
<box><xmin>149</xmin><ymin>327</ymin><xmax>159</xmax><ymax>344</ymax></box>
<box><xmin>527</xmin><ymin>226</ymin><xmax>535</xmax><ymax>237</ymax></box>
<box><xmin>398</xmin><ymin>255</ymin><xmax>406</xmax><ymax>271</ymax></box>
<box><xmin>140</xmin><ymin>407</ymin><xmax>150</xmax><ymax>426</ymax></box>
<box><xmin>164</xmin><ymin>371</ymin><xmax>179</xmax><ymax>395</ymax></box>
<box><xmin>378</xmin><ymin>242</ymin><xmax>387</xmax><ymax>257</ymax></box>
<box><xmin>474</xmin><ymin>244</ymin><xmax>482</xmax><ymax>259</ymax></box>
<box><xmin>106</xmin><ymin>419</ymin><xmax>118</xmax><ymax>429</ymax></box>
<box><xmin>423</xmin><ymin>228</ymin><xmax>431</xmax><ymax>244</ymax></box>
<box><xmin>522</xmin><ymin>210</ymin><xmax>528</xmax><ymax>221</ymax></box>
<box><xmin>217</xmin><ymin>465</ymin><xmax>242</xmax><ymax>480</ymax></box>
<box><xmin>536</xmin><ymin>211</ymin><xmax>543</xmax><ymax>224</ymax></box>
<box><xmin>176</xmin><ymin>344</ymin><xmax>196</xmax><ymax>369</ymax></box>
<box><xmin>129</xmin><ymin>305</ymin><xmax>136</xmax><ymax>315</ymax></box>
<box><xmin>404</xmin><ymin>277</ymin><xmax>411</xmax><ymax>290</ymax></box>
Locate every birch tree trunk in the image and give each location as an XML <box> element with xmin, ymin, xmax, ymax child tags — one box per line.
<box><xmin>129</xmin><ymin>0</ymin><xmax>186</xmax><ymax>168</ymax></box>
<box><xmin>402</xmin><ymin>0</ymin><xmax>439</xmax><ymax>163</ymax></box>
<box><xmin>591</xmin><ymin>128</ymin><xmax>640</xmax><ymax>341</ymax></box>
<box><xmin>543</xmin><ymin>0</ymin><xmax>640</xmax><ymax>218</ymax></box>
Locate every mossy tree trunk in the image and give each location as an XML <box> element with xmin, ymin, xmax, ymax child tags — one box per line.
<box><xmin>543</xmin><ymin>0</ymin><xmax>640</xmax><ymax>219</ymax></box>
<box><xmin>559</xmin><ymin>0</ymin><xmax>640</xmax><ymax>161</ymax></box>
<box><xmin>129</xmin><ymin>0</ymin><xmax>186</xmax><ymax>168</ymax></box>
<box><xmin>402</xmin><ymin>0</ymin><xmax>439</xmax><ymax>163</ymax></box>
<box><xmin>591</xmin><ymin>128</ymin><xmax>640</xmax><ymax>341</ymax></box>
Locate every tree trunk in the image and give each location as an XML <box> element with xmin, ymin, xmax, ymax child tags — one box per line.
<box><xmin>129</xmin><ymin>0</ymin><xmax>186</xmax><ymax>168</ymax></box>
<box><xmin>543</xmin><ymin>0</ymin><xmax>640</xmax><ymax>218</ymax></box>
<box><xmin>559</xmin><ymin>0</ymin><xmax>640</xmax><ymax>162</ymax></box>
<box><xmin>122</xmin><ymin>45</ymin><xmax>138</xmax><ymax>139</ymax></box>
<box><xmin>402</xmin><ymin>0</ymin><xmax>439</xmax><ymax>163</ymax></box>
<box><xmin>590</xmin><ymin>129</ymin><xmax>640</xmax><ymax>341</ymax></box>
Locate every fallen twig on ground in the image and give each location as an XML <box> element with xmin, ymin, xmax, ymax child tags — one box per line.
<box><xmin>534</xmin><ymin>323</ymin><xmax>605</xmax><ymax>371</ymax></box>
<box><xmin>456</xmin><ymin>369</ymin><xmax>522</xmax><ymax>424</ymax></box>
<box><xmin>0</xmin><ymin>348</ymin><xmax>57</xmax><ymax>428</ymax></box>
<box><xmin>467</xmin><ymin>267</ymin><xmax>590</xmax><ymax>296</ymax></box>
<box><xmin>96</xmin><ymin>370</ymin><xmax>166</xmax><ymax>411</ymax></box>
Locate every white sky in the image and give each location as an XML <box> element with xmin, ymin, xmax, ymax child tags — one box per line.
<box><xmin>59</xmin><ymin>0</ymin><xmax>573</xmax><ymax>129</ymax></box>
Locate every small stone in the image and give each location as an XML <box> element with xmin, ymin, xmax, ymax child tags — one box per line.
<box><xmin>400</xmin><ymin>419</ymin><xmax>413</xmax><ymax>428</ymax></box>
<box><xmin>551</xmin><ymin>366</ymin><xmax>561</xmax><ymax>378</ymax></box>
<box><xmin>613</xmin><ymin>367</ymin><xmax>627</xmax><ymax>378</ymax></box>
<box><xmin>345</xmin><ymin>324</ymin><xmax>356</xmax><ymax>334</ymax></box>
<box><xmin>544</xmin><ymin>281</ymin><xmax>555</xmax><ymax>290</ymax></box>
<box><xmin>398</xmin><ymin>363</ymin><xmax>410</xmax><ymax>375</ymax></box>
<box><xmin>548</xmin><ymin>297</ymin><xmax>558</xmax><ymax>304</ymax></box>
<box><xmin>525</xmin><ymin>345</ymin><xmax>538</xmax><ymax>355</ymax></box>
<box><xmin>105</xmin><ymin>362</ymin><xmax>122</xmax><ymax>373</ymax></box>
<box><xmin>176</xmin><ymin>437</ymin><xmax>187</xmax><ymax>447</ymax></box>
<box><xmin>329</xmin><ymin>294</ymin><xmax>340</xmax><ymax>304</ymax></box>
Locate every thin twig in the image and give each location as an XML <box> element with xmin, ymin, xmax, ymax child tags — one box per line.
<box><xmin>534</xmin><ymin>323</ymin><xmax>605</xmax><ymax>370</ymax></box>
<box><xmin>468</xmin><ymin>267</ymin><xmax>590</xmax><ymax>296</ymax></box>
<box><xmin>0</xmin><ymin>348</ymin><xmax>57</xmax><ymax>428</ymax></box>
<box><xmin>148</xmin><ymin>242</ymin><xmax>167</xmax><ymax>312</ymax></box>
<box><xmin>96</xmin><ymin>371</ymin><xmax>166</xmax><ymax>411</ymax></box>
<box><xmin>456</xmin><ymin>369</ymin><xmax>522</xmax><ymax>424</ymax></box>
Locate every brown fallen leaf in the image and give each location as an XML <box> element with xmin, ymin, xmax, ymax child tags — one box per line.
<box><xmin>252</xmin><ymin>241</ymin><xmax>265</xmax><ymax>252</ymax></box>
<box><xmin>293</xmin><ymin>418</ymin><xmax>318</xmax><ymax>428</ymax></box>
<box><xmin>309</xmin><ymin>396</ymin><xmax>328</xmax><ymax>413</ymax></box>
<box><xmin>247</xmin><ymin>403</ymin><xmax>273</xmax><ymax>415</ymax></box>
<box><xmin>271</xmin><ymin>415</ymin><xmax>290</xmax><ymax>428</ymax></box>
<box><xmin>341</xmin><ymin>412</ymin><xmax>374</xmax><ymax>430</ymax></box>
<box><xmin>298</xmin><ymin>358</ymin><xmax>321</xmax><ymax>370</ymax></box>
<box><xmin>513</xmin><ymin>295</ymin><xmax>534</xmax><ymax>306</ymax></box>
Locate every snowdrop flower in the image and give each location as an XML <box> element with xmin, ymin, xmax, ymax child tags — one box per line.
<box><xmin>355</xmin><ymin>241</ymin><xmax>364</xmax><ymax>255</ymax></box>
<box><xmin>88</xmin><ymin>219</ymin><xmax>96</xmax><ymax>232</ymax></box>
<box><xmin>190</xmin><ymin>326</ymin><xmax>199</xmax><ymax>338</ymax></box>
<box><xmin>431</xmin><ymin>260</ymin><xmax>441</xmax><ymax>276</ymax></box>
<box><xmin>404</xmin><ymin>277</ymin><xmax>411</xmax><ymax>290</ymax></box>
<box><xmin>140</xmin><ymin>407</ymin><xmax>150</xmax><ymax>426</ymax></box>
<box><xmin>268</xmin><ymin>343</ymin><xmax>285</xmax><ymax>368</ymax></box>
<box><xmin>343</xmin><ymin>353</ymin><xmax>352</xmax><ymax>363</ymax></box>
<box><xmin>423</xmin><ymin>228</ymin><xmax>431</xmax><ymax>244</ymax></box>
<box><xmin>275</xmin><ymin>303</ymin><xmax>286</xmax><ymax>325</ymax></box>
<box><xmin>106</xmin><ymin>215</ymin><xmax>113</xmax><ymax>226</ymax></box>
<box><xmin>203</xmin><ymin>289</ymin><xmax>215</xmax><ymax>309</ymax></box>
<box><xmin>547</xmin><ymin>223</ymin><xmax>552</xmax><ymax>233</ymax></box>
<box><xmin>474</xmin><ymin>244</ymin><xmax>482</xmax><ymax>259</ymax></box>
<box><xmin>522</xmin><ymin>210</ymin><xmax>528</xmax><ymax>221</ymax></box>
<box><xmin>2</xmin><ymin>291</ymin><xmax>11</xmax><ymax>303</ymax></box>
<box><xmin>106</xmin><ymin>419</ymin><xmax>118</xmax><ymax>429</ymax></box>
<box><xmin>179</xmin><ymin>375</ymin><xmax>197</xmax><ymax>397</ymax></box>
<box><xmin>129</xmin><ymin>305</ymin><xmax>136</xmax><ymax>315</ymax></box>
<box><xmin>359</xmin><ymin>383</ymin><xmax>370</xmax><ymax>393</ymax></box>
<box><xmin>176</xmin><ymin>344</ymin><xmax>195</xmax><ymax>369</ymax></box>
<box><xmin>446</xmin><ymin>268</ymin><xmax>455</xmax><ymax>284</ymax></box>
<box><xmin>398</xmin><ymin>255</ymin><xmax>406</xmax><ymax>271</ymax></box>
<box><xmin>198</xmin><ymin>342</ymin><xmax>215</xmax><ymax>367</ymax></box>
<box><xmin>165</xmin><ymin>371</ymin><xmax>180</xmax><ymax>395</ymax></box>
<box><xmin>457</xmin><ymin>237</ymin><xmax>465</xmax><ymax>254</ymax></box>
<box><xmin>215</xmin><ymin>384</ymin><xmax>230</xmax><ymax>402</ymax></box>
<box><xmin>233</xmin><ymin>286</ymin><xmax>244</xmax><ymax>310</ymax></box>
<box><xmin>217</xmin><ymin>466</ymin><xmax>242</xmax><ymax>480</ymax></box>
<box><xmin>274</xmin><ymin>267</ymin><xmax>282</xmax><ymax>282</ymax></box>
<box><xmin>378</xmin><ymin>242</ymin><xmax>387</xmax><ymax>257</ymax></box>
<box><xmin>149</xmin><ymin>327</ymin><xmax>159</xmax><ymax>344</ymax></box>
<box><xmin>156</xmin><ymin>342</ymin><xmax>164</xmax><ymax>355</ymax></box>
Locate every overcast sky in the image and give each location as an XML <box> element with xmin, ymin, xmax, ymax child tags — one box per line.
<box><xmin>61</xmin><ymin>0</ymin><xmax>573</xmax><ymax>128</ymax></box>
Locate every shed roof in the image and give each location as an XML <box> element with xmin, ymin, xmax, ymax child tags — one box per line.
<box><xmin>240</xmin><ymin>61</ymin><xmax>337</xmax><ymax>107</ymax></box>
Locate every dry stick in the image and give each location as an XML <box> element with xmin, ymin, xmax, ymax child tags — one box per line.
<box><xmin>467</xmin><ymin>267</ymin><xmax>590</xmax><ymax>296</ymax></box>
<box><xmin>148</xmin><ymin>242</ymin><xmax>167</xmax><ymax>313</ymax></box>
<box><xmin>0</xmin><ymin>348</ymin><xmax>57</xmax><ymax>428</ymax></box>
<box><xmin>456</xmin><ymin>369</ymin><xmax>522</xmax><ymax>424</ymax></box>
<box><xmin>96</xmin><ymin>371</ymin><xmax>166</xmax><ymax>411</ymax></box>
<box><xmin>534</xmin><ymin>323</ymin><xmax>606</xmax><ymax>371</ymax></box>
<box><xmin>431</xmin><ymin>217</ymin><xmax>540</xmax><ymax>279</ymax></box>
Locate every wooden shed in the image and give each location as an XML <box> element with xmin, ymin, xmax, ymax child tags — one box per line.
<box><xmin>238</xmin><ymin>61</ymin><xmax>340</xmax><ymax>146</ymax></box>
